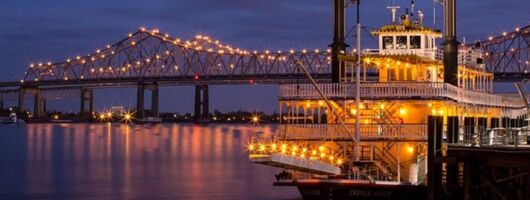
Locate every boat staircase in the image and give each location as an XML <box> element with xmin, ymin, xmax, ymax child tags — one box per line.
<box><xmin>354</xmin><ymin>143</ymin><xmax>408</xmax><ymax>182</ymax></box>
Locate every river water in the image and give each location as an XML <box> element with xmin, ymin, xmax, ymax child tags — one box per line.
<box><xmin>0</xmin><ymin>123</ymin><xmax>300</xmax><ymax>200</ymax></box>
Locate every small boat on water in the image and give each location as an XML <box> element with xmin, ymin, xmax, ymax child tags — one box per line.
<box><xmin>1</xmin><ymin>112</ymin><xmax>22</xmax><ymax>124</ymax></box>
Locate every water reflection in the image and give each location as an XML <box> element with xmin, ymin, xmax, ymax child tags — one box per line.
<box><xmin>0</xmin><ymin>123</ymin><xmax>299</xmax><ymax>199</ymax></box>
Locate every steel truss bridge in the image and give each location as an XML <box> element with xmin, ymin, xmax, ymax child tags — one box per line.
<box><xmin>0</xmin><ymin>25</ymin><xmax>528</xmax><ymax>120</ymax></box>
<box><xmin>478</xmin><ymin>25</ymin><xmax>530</xmax><ymax>81</ymax></box>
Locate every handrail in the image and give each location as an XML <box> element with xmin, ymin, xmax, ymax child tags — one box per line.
<box><xmin>279</xmin><ymin>82</ymin><xmax>525</xmax><ymax>109</ymax></box>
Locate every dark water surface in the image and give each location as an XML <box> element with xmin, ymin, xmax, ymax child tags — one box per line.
<box><xmin>0</xmin><ymin>123</ymin><xmax>300</xmax><ymax>200</ymax></box>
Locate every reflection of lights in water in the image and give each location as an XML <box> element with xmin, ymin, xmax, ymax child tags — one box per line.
<box><xmin>20</xmin><ymin>124</ymin><xmax>281</xmax><ymax>198</ymax></box>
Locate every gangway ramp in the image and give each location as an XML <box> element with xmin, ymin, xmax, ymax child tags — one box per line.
<box><xmin>249</xmin><ymin>153</ymin><xmax>341</xmax><ymax>175</ymax></box>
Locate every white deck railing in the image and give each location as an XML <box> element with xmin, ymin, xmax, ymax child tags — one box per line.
<box><xmin>279</xmin><ymin>82</ymin><xmax>525</xmax><ymax>108</ymax></box>
<box><xmin>279</xmin><ymin>124</ymin><xmax>427</xmax><ymax>141</ymax></box>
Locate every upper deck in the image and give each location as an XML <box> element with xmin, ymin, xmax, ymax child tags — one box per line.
<box><xmin>279</xmin><ymin>82</ymin><xmax>526</xmax><ymax>110</ymax></box>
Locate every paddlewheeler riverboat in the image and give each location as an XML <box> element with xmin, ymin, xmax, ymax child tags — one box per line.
<box><xmin>247</xmin><ymin>2</ymin><xmax>528</xmax><ymax>200</ymax></box>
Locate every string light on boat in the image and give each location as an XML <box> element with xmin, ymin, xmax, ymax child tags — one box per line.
<box><xmin>407</xmin><ymin>145</ymin><xmax>415</xmax><ymax>154</ymax></box>
<box><xmin>399</xmin><ymin>107</ymin><xmax>407</xmax><ymax>116</ymax></box>
<box><xmin>247</xmin><ymin>141</ymin><xmax>344</xmax><ymax>165</ymax></box>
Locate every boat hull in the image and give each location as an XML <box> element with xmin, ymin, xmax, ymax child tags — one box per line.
<box><xmin>276</xmin><ymin>180</ymin><xmax>427</xmax><ymax>200</ymax></box>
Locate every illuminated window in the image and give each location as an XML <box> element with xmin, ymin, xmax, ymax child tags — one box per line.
<box><xmin>396</xmin><ymin>36</ymin><xmax>407</xmax><ymax>49</ymax></box>
<box><xmin>410</xmin><ymin>36</ymin><xmax>421</xmax><ymax>49</ymax></box>
<box><xmin>383</xmin><ymin>36</ymin><xmax>394</xmax><ymax>49</ymax></box>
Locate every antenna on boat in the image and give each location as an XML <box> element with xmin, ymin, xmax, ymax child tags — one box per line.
<box><xmin>410</xmin><ymin>0</ymin><xmax>415</xmax><ymax>17</ymax></box>
<box><xmin>387</xmin><ymin>1</ymin><xmax>401</xmax><ymax>24</ymax></box>
<box><xmin>433</xmin><ymin>0</ymin><xmax>444</xmax><ymax>26</ymax></box>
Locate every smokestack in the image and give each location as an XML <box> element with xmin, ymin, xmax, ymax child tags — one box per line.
<box><xmin>443</xmin><ymin>0</ymin><xmax>458</xmax><ymax>86</ymax></box>
<box><xmin>330</xmin><ymin>0</ymin><xmax>347</xmax><ymax>83</ymax></box>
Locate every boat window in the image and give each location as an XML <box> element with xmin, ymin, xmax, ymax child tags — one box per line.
<box><xmin>410</xmin><ymin>36</ymin><xmax>421</xmax><ymax>49</ymax></box>
<box><xmin>425</xmin><ymin>36</ymin><xmax>430</xmax><ymax>48</ymax></box>
<box><xmin>396</xmin><ymin>36</ymin><xmax>407</xmax><ymax>49</ymax></box>
<box><xmin>383</xmin><ymin>36</ymin><xmax>394</xmax><ymax>49</ymax></box>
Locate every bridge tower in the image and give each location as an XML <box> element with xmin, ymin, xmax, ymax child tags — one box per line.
<box><xmin>136</xmin><ymin>82</ymin><xmax>159</xmax><ymax>119</ymax></box>
<box><xmin>80</xmin><ymin>89</ymin><xmax>94</xmax><ymax>119</ymax></box>
<box><xmin>194</xmin><ymin>84</ymin><xmax>209</xmax><ymax>124</ymax></box>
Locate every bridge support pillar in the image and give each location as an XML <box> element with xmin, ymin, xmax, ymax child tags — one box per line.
<box><xmin>18</xmin><ymin>87</ymin><xmax>25</xmax><ymax>118</ymax></box>
<box><xmin>42</xmin><ymin>99</ymin><xmax>47</xmax><ymax>115</ymax></box>
<box><xmin>80</xmin><ymin>89</ymin><xmax>94</xmax><ymax>119</ymax></box>
<box><xmin>136</xmin><ymin>83</ymin><xmax>145</xmax><ymax>119</ymax></box>
<box><xmin>194</xmin><ymin>84</ymin><xmax>209</xmax><ymax>124</ymax></box>
<box><xmin>33</xmin><ymin>88</ymin><xmax>46</xmax><ymax>118</ymax></box>
<box><xmin>427</xmin><ymin>116</ymin><xmax>443</xmax><ymax>200</ymax></box>
<box><xmin>150</xmin><ymin>83</ymin><xmax>159</xmax><ymax>118</ymax></box>
<box><xmin>136</xmin><ymin>82</ymin><xmax>159</xmax><ymax>120</ymax></box>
